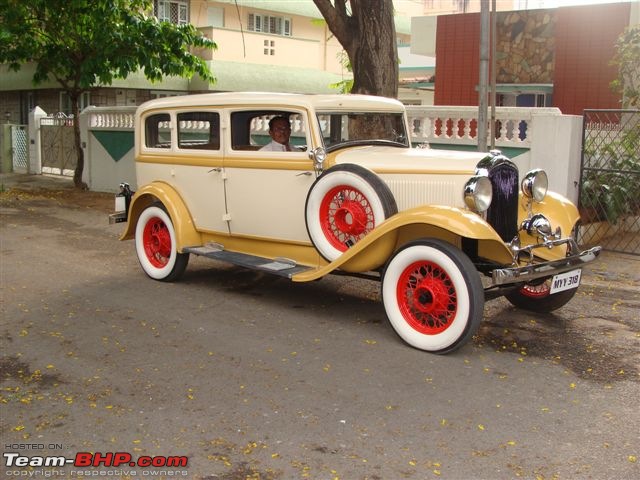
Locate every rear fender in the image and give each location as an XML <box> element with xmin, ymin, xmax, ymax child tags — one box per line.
<box><xmin>120</xmin><ymin>182</ymin><xmax>201</xmax><ymax>251</ymax></box>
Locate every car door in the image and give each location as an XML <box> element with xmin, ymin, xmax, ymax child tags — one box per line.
<box><xmin>172</xmin><ymin>110</ymin><xmax>229</xmax><ymax>234</ymax></box>
<box><xmin>223</xmin><ymin>110</ymin><xmax>316</xmax><ymax>243</ymax></box>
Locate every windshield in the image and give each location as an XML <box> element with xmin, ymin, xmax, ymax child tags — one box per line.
<box><xmin>317</xmin><ymin>112</ymin><xmax>409</xmax><ymax>149</ymax></box>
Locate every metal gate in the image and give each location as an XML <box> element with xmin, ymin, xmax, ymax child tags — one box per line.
<box><xmin>578</xmin><ymin>109</ymin><xmax>640</xmax><ymax>255</ymax></box>
<box><xmin>40</xmin><ymin>113</ymin><xmax>77</xmax><ymax>176</ymax></box>
<box><xmin>11</xmin><ymin>125</ymin><xmax>28</xmax><ymax>172</ymax></box>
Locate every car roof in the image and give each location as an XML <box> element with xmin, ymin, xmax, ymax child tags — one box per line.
<box><xmin>137</xmin><ymin>92</ymin><xmax>405</xmax><ymax>114</ymax></box>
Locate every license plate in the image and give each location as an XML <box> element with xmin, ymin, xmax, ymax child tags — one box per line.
<box><xmin>550</xmin><ymin>269</ymin><xmax>582</xmax><ymax>294</ymax></box>
<box><xmin>115</xmin><ymin>194</ymin><xmax>126</xmax><ymax>213</ymax></box>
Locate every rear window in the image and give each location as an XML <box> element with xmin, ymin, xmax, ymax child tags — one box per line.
<box><xmin>144</xmin><ymin>113</ymin><xmax>171</xmax><ymax>149</ymax></box>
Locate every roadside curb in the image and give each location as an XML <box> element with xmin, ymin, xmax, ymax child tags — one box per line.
<box><xmin>1</xmin><ymin>172</ymin><xmax>75</xmax><ymax>192</ymax></box>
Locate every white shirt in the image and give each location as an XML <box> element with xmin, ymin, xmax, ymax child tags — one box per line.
<box><xmin>260</xmin><ymin>140</ymin><xmax>292</xmax><ymax>152</ymax></box>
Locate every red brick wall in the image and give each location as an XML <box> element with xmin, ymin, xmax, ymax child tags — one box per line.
<box><xmin>434</xmin><ymin>13</ymin><xmax>480</xmax><ymax>106</ymax></box>
<box><xmin>554</xmin><ymin>3</ymin><xmax>629</xmax><ymax>115</ymax></box>
<box><xmin>434</xmin><ymin>4</ymin><xmax>629</xmax><ymax>114</ymax></box>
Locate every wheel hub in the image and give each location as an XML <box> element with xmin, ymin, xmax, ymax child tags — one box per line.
<box><xmin>413</xmin><ymin>279</ymin><xmax>450</xmax><ymax>315</ymax></box>
<box><xmin>334</xmin><ymin>200</ymin><xmax>368</xmax><ymax>236</ymax></box>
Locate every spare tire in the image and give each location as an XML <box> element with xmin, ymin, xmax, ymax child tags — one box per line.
<box><xmin>305</xmin><ymin>164</ymin><xmax>397</xmax><ymax>261</ymax></box>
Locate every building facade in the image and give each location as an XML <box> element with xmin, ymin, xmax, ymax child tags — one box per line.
<box><xmin>425</xmin><ymin>2</ymin><xmax>637</xmax><ymax>114</ymax></box>
<box><xmin>1</xmin><ymin>0</ymin><xmax>426</xmax><ymax>124</ymax></box>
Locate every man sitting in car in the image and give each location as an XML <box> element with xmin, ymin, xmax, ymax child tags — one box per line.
<box><xmin>260</xmin><ymin>116</ymin><xmax>295</xmax><ymax>151</ymax></box>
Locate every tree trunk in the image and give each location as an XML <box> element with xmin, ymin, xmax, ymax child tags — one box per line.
<box><xmin>313</xmin><ymin>0</ymin><xmax>398</xmax><ymax>98</ymax></box>
<box><xmin>70</xmin><ymin>93</ymin><xmax>87</xmax><ymax>189</ymax></box>
<box><xmin>347</xmin><ymin>1</ymin><xmax>398</xmax><ymax>98</ymax></box>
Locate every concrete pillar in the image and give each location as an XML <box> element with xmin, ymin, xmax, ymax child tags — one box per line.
<box><xmin>0</xmin><ymin>124</ymin><xmax>11</xmax><ymax>173</ymax></box>
<box><xmin>29</xmin><ymin>106</ymin><xmax>48</xmax><ymax>174</ymax></box>
<box><xmin>530</xmin><ymin>111</ymin><xmax>583</xmax><ymax>205</ymax></box>
<box><xmin>79</xmin><ymin>106</ymin><xmax>92</xmax><ymax>188</ymax></box>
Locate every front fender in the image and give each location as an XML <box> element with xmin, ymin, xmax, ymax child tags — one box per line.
<box><xmin>293</xmin><ymin>205</ymin><xmax>511</xmax><ymax>281</ymax></box>
<box><xmin>120</xmin><ymin>182</ymin><xmax>201</xmax><ymax>251</ymax></box>
<box><xmin>518</xmin><ymin>191</ymin><xmax>580</xmax><ymax>261</ymax></box>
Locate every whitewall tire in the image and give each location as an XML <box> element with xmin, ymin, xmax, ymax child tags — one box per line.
<box><xmin>135</xmin><ymin>204</ymin><xmax>189</xmax><ymax>282</ymax></box>
<box><xmin>382</xmin><ymin>239</ymin><xmax>484</xmax><ymax>353</ymax></box>
<box><xmin>305</xmin><ymin>164</ymin><xmax>397</xmax><ymax>261</ymax></box>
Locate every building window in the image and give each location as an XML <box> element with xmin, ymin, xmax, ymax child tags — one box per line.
<box><xmin>154</xmin><ymin>0</ymin><xmax>188</xmax><ymax>25</ymax></box>
<box><xmin>263</xmin><ymin>40</ymin><xmax>275</xmax><ymax>56</ymax></box>
<box><xmin>150</xmin><ymin>91</ymin><xmax>184</xmax><ymax>99</ymax></box>
<box><xmin>60</xmin><ymin>92</ymin><xmax>90</xmax><ymax>115</ymax></box>
<box><xmin>207</xmin><ymin>6</ymin><xmax>224</xmax><ymax>27</ymax></box>
<box><xmin>248</xmin><ymin>13</ymin><xmax>291</xmax><ymax>36</ymax></box>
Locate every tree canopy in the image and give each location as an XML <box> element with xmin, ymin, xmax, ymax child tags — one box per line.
<box><xmin>0</xmin><ymin>0</ymin><xmax>216</xmax><ymax>187</ymax></box>
<box><xmin>611</xmin><ymin>24</ymin><xmax>640</xmax><ymax>109</ymax></box>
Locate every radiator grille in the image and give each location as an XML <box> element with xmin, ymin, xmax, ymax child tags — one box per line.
<box><xmin>486</xmin><ymin>162</ymin><xmax>519</xmax><ymax>242</ymax></box>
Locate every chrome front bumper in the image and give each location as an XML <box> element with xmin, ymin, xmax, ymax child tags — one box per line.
<box><xmin>491</xmin><ymin>245</ymin><xmax>602</xmax><ymax>287</ymax></box>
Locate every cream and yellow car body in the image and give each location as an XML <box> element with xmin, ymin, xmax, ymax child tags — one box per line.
<box><xmin>112</xmin><ymin>92</ymin><xmax>602</xmax><ymax>354</ymax></box>
<box><xmin>119</xmin><ymin>91</ymin><xmax>580</xmax><ymax>281</ymax></box>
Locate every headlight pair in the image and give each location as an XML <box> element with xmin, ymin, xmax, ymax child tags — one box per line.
<box><xmin>464</xmin><ymin>167</ymin><xmax>548</xmax><ymax>213</ymax></box>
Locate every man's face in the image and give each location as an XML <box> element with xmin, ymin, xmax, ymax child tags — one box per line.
<box><xmin>270</xmin><ymin>119</ymin><xmax>291</xmax><ymax>145</ymax></box>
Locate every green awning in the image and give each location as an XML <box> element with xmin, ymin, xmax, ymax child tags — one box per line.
<box><xmin>0</xmin><ymin>64</ymin><xmax>190</xmax><ymax>91</ymax></box>
<box><xmin>192</xmin><ymin>60</ymin><xmax>349</xmax><ymax>94</ymax></box>
<box><xmin>1</xmin><ymin>61</ymin><xmax>350</xmax><ymax>95</ymax></box>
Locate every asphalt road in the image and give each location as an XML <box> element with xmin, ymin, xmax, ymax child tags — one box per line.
<box><xmin>1</xmin><ymin>185</ymin><xmax>639</xmax><ymax>480</ymax></box>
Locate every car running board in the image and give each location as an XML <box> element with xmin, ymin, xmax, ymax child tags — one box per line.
<box><xmin>183</xmin><ymin>244</ymin><xmax>314</xmax><ymax>279</ymax></box>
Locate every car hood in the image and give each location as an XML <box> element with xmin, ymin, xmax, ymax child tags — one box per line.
<box><xmin>332</xmin><ymin>146</ymin><xmax>488</xmax><ymax>174</ymax></box>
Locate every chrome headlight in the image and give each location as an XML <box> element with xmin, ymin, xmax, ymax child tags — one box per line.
<box><xmin>309</xmin><ymin>147</ymin><xmax>326</xmax><ymax>172</ymax></box>
<box><xmin>463</xmin><ymin>176</ymin><xmax>493</xmax><ymax>213</ymax></box>
<box><xmin>521</xmin><ymin>169</ymin><xmax>548</xmax><ymax>202</ymax></box>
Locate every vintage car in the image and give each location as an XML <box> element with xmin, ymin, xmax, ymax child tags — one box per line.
<box><xmin>111</xmin><ymin>92</ymin><xmax>601</xmax><ymax>354</ymax></box>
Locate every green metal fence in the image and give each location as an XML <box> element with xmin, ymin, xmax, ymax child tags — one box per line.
<box><xmin>578</xmin><ymin>110</ymin><xmax>640</xmax><ymax>255</ymax></box>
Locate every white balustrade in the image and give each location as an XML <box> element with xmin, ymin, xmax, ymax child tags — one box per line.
<box><xmin>84</xmin><ymin>106</ymin><xmax>136</xmax><ymax>130</ymax></box>
<box><xmin>406</xmin><ymin>105</ymin><xmax>563</xmax><ymax>149</ymax></box>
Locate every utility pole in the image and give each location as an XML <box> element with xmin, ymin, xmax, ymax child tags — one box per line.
<box><xmin>478</xmin><ymin>1</ymin><xmax>489</xmax><ymax>152</ymax></box>
<box><xmin>490</xmin><ymin>0</ymin><xmax>497</xmax><ymax>150</ymax></box>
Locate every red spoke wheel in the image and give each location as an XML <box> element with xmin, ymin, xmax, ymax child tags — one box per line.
<box><xmin>135</xmin><ymin>204</ymin><xmax>189</xmax><ymax>281</ymax></box>
<box><xmin>319</xmin><ymin>185</ymin><xmax>375</xmax><ymax>250</ymax></box>
<box><xmin>306</xmin><ymin>164</ymin><xmax>397</xmax><ymax>261</ymax></box>
<box><xmin>505</xmin><ymin>277</ymin><xmax>578</xmax><ymax>313</ymax></box>
<box><xmin>142</xmin><ymin>216</ymin><xmax>173</xmax><ymax>268</ymax></box>
<box><xmin>396</xmin><ymin>260</ymin><xmax>458</xmax><ymax>335</ymax></box>
<box><xmin>382</xmin><ymin>239</ymin><xmax>483</xmax><ymax>353</ymax></box>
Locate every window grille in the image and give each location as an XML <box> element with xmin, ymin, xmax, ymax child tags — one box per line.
<box><xmin>247</xmin><ymin>13</ymin><xmax>291</xmax><ymax>36</ymax></box>
<box><xmin>154</xmin><ymin>0</ymin><xmax>188</xmax><ymax>25</ymax></box>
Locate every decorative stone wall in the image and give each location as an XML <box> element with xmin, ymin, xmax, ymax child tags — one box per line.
<box><xmin>495</xmin><ymin>10</ymin><xmax>555</xmax><ymax>84</ymax></box>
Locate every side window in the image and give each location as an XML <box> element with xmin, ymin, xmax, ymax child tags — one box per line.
<box><xmin>177</xmin><ymin>112</ymin><xmax>220</xmax><ymax>150</ymax></box>
<box><xmin>230</xmin><ymin>111</ymin><xmax>307</xmax><ymax>151</ymax></box>
<box><xmin>145</xmin><ymin>113</ymin><xmax>171</xmax><ymax>148</ymax></box>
